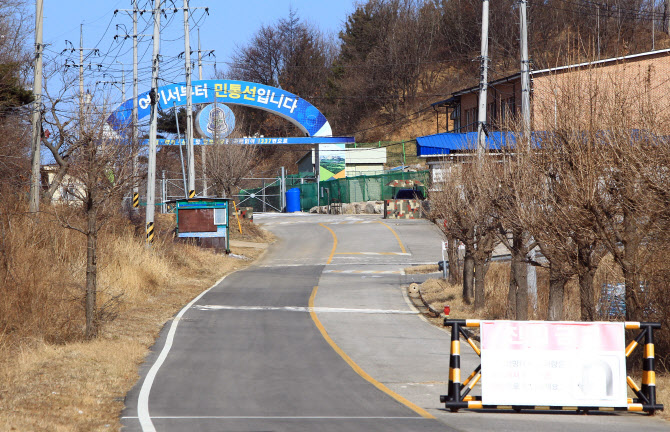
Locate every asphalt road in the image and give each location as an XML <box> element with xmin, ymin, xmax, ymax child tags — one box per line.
<box><xmin>122</xmin><ymin>213</ymin><xmax>669</xmax><ymax>432</ymax></box>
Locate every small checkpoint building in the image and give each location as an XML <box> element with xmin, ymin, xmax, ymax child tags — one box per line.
<box><xmin>174</xmin><ymin>198</ymin><xmax>231</xmax><ymax>253</ymax></box>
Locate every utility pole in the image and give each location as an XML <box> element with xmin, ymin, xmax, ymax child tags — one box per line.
<box><xmin>63</xmin><ymin>26</ymin><xmax>100</xmax><ymax>127</ymax></box>
<box><xmin>476</xmin><ymin>0</ymin><xmax>490</xmax><ymax>158</ymax></box>
<box><xmin>118</xmin><ymin>61</ymin><xmax>126</xmax><ymax>102</ymax></box>
<box><xmin>183</xmin><ymin>0</ymin><xmax>195</xmax><ymax>199</ymax></box>
<box><xmin>520</xmin><ymin>0</ymin><xmax>537</xmax><ymax>312</ymax></box>
<box><xmin>115</xmin><ymin>1</ymin><xmax>151</xmax><ymax>212</ymax></box>
<box><xmin>146</xmin><ymin>0</ymin><xmax>162</xmax><ymax>246</ymax></box>
<box><xmin>198</xmin><ymin>29</ymin><xmax>204</xmax><ymax>80</ymax></box>
<box><xmin>174</xmin><ymin>102</ymin><xmax>188</xmax><ymax>198</ymax></box>
<box><xmin>652</xmin><ymin>5</ymin><xmax>655</xmax><ymax>51</ymax></box>
<box><xmin>198</xmin><ymin>28</ymin><xmax>207</xmax><ymax>196</ymax></box>
<box><xmin>96</xmin><ymin>62</ymin><xmax>126</xmax><ymax>102</ymax></box>
<box><xmin>132</xmin><ymin>2</ymin><xmax>139</xmax><ymax>211</ymax></box>
<box><xmin>196</xmin><ymin>29</ymin><xmax>214</xmax><ymax>197</ymax></box>
<box><xmin>29</xmin><ymin>0</ymin><xmax>44</xmax><ymax>213</ymax></box>
<box><xmin>597</xmin><ymin>4</ymin><xmax>601</xmax><ymax>59</ymax></box>
<box><xmin>80</xmin><ymin>25</ymin><xmax>84</xmax><ymax>120</ymax></box>
<box><xmin>520</xmin><ymin>0</ymin><xmax>531</xmax><ymax>139</ymax></box>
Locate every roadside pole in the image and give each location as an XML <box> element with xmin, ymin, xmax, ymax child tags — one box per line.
<box><xmin>145</xmin><ymin>0</ymin><xmax>161</xmax><ymax>246</ymax></box>
<box><xmin>183</xmin><ymin>0</ymin><xmax>195</xmax><ymax>199</ymax></box>
<box><xmin>198</xmin><ymin>29</ymin><xmax>208</xmax><ymax>197</ymax></box>
<box><xmin>476</xmin><ymin>0</ymin><xmax>490</xmax><ymax>158</ymax></box>
<box><xmin>280</xmin><ymin>166</ymin><xmax>286</xmax><ymax>211</ymax></box>
<box><xmin>442</xmin><ymin>240</ymin><xmax>448</xmax><ymax>280</ymax></box>
<box><xmin>29</xmin><ymin>0</ymin><xmax>44</xmax><ymax>213</ymax></box>
<box><xmin>520</xmin><ymin>0</ymin><xmax>537</xmax><ymax>310</ymax></box>
<box><xmin>132</xmin><ymin>1</ymin><xmax>140</xmax><ymax>212</ymax></box>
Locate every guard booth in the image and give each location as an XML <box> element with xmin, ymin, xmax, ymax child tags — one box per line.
<box><xmin>174</xmin><ymin>198</ymin><xmax>231</xmax><ymax>253</ymax></box>
<box><xmin>384</xmin><ymin>179</ymin><xmax>426</xmax><ymax>219</ymax></box>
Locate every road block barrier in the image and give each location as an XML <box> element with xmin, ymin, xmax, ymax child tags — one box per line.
<box><xmin>440</xmin><ymin>319</ymin><xmax>664</xmax><ymax>414</ymax></box>
<box><xmin>383</xmin><ymin>199</ymin><xmax>422</xmax><ymax>219</ymax></box>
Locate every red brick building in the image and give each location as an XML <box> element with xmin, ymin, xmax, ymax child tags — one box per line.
<box><xmin>435</xmin><ymin>49</ymin><xmax>670</xmax><ymax>134</ymax></box>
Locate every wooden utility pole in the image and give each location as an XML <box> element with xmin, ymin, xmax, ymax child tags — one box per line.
<box><xmin>29</xmin><ymin>0</ymin><xmax>44</xmax><ymax>213</ymax></box>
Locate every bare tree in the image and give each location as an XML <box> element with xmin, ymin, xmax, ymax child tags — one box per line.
<box><xmin>48</xmin><ymin>91</ymin><xmax>135</xmax><ymax>339</ymax></box>
<box><xmin>529</xmin><ymin>59</ymin><xmax>670</xmax><ymax>321</ymax></box>
<box><xmin>486</xmin><ymin>147</ymin><xmax>538</xmax><ymax>320</ymax></box>
<box><xmin>40</xmin><ymin>63</ymin><xmax>80</xmax><ymax>203</ymax></box>
<box><xmin>206</xmin><ymin>142</ymin><xmax>258</xmax><ymax>199</ymax></box>
<box><xmin>431</xmin><ymin>157</ymin><xmax>500</xmax><ymax>310</ymax></box>
<box><xmin>527</xmin><ymin>132</ymin><xmax>608</xmax><ymax>321</ymax></box>
<box><xmin>229</xmin><ymin>25</ymin><xmax>283</xmax><ymax>87</ymax></box>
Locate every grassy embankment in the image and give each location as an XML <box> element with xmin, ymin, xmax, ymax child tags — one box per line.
<box><xmin>0</xmin><ymin>206</ymin><xmax>271</xmax><ymax>431</ymax></box>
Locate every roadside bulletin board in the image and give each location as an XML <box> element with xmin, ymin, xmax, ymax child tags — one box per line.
<box><xmin>480</xmin><ymin>321</ymin><xmax>627</xmax><ymax>407</ymax></box>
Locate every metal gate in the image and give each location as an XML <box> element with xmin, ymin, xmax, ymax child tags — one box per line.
<box><xmin>234</xmin><ymin>177</ymin><xmax>285</xmax><ymax>213</ymax></box>
<box><xmin>129</xmin><ymin>172</ymin><xmax>288</xmax><ymax>214</ymax></box>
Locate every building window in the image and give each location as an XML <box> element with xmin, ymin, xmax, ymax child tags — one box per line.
<box><xmin>450</xmin><ymin>105</ymin><xmax>461</xmax><ymax>132</ymax></box>
<box><xmin>214</xmin><ymin>208</ymin><xmax>228</xmax><ymax>225</ymax></box>
<box><xmin>488</xmin><ymin>101</ymin><xmax>497</xmax><ymax>128</ymax></box>
<box><xmin>500</xmin><ymin>97</ymin><xmax>516</xmax><ymax>127</ymax></box>
<box><xmin>466</xmin><ymin>107</ymin><xmax>477</xmax><ymax>132</ymax></box>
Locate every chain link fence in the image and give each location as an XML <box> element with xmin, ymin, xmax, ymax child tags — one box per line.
<box><xmin>286</xmin><ymin>170</ymin><xmax>429</xmax><ymax>211</ymax></box>
<box><xmin>126</xmin><ymin>169</ymin><xmax>429</xmax><ymax>213</ymax></box>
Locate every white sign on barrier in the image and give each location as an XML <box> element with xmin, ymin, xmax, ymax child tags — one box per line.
<box><xmin>480</xmin><ymin>321</ymin><xmax>627</xmax><ymax>407</ymax></box>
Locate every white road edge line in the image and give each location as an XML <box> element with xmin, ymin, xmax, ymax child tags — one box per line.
<box><xmin>124</xmin><ymin>416</ymin><xmax>426</xmax><ymax>420</ymax></box>
<box><xmin>137</xmin><ymin>273</ymin><xmax>231</xmax><ymax>432</ymax></box>
<box><xmin>194</xmin><ymin>305</ymin><xmax>419</xmax><ymax>315</ymax></box>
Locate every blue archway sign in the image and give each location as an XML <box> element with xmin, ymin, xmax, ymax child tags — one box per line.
<box><xmin>107</xmin><ymin>79</ymin><xmax>332</xmax><ymax>137</ymax></box>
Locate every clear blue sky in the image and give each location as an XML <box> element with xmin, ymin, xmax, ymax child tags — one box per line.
<box><xmin>41</xmin><ymin>0</ymin><xmax>357</xmax><ymax>105</ymax></box>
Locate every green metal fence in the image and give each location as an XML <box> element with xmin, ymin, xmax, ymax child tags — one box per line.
<box><xmin>285</xmin><ymin>170</ymin><xmax>429</xmax><ymax>211</ymax></box>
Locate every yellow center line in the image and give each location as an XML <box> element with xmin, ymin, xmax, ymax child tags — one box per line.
<box><xmin>319</xmin><ymin>223</ymin><xmax>338</xmax><ymax>265</ymax></box>
<box><xmin>334</xmin><ymin>252</ymin><xmax>407</xmax><ymax>255</ymax></box>
<box><xmin>375</xmin><ymin>221</ymin><xmax>407</xmax><ymax>254</ymax></box>
<box><xmin>308</xmin><ymin>286</ymin><xmax>435</xmax><ymax>420</ymax></box>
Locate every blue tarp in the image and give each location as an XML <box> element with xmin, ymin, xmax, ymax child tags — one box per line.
<box><xmin>416</xmin><ymin>130</ymin><xmax>669</xmax><ymax>157</ymax></box>
<box><xmin>416</xmin><ymin>132</ymin><xmax>523</xmax><ymax>156</ymax></box>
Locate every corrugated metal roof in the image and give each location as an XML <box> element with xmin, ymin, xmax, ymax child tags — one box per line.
<box><xmin>417</xmin><ymin>130</ymin><xmax>668</xmax><ymax>157</ymax></box>
<box><xmin>416</xmin><ymin>132</ymin><xmax>521</xmax><ymax>156</ymax></box>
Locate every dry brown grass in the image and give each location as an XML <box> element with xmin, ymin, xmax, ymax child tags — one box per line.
<box><xmin>404</xmin><ymin>264</ymin><xmax>439</xmax><ymax>275</ymax></box>
<box><xmin>230</xmin><ymin>216</ymin><xmax>275</xmax><ymax>243</ymax></box>
<box><xmin>0</xmin><ymin>202</ymin><xmax>269</xmax><ymax>431</ymax></box>
<box><xmin>658</xmin><ymin>377</ymin><xmax>670</xmax><ymax>420</ymax></box>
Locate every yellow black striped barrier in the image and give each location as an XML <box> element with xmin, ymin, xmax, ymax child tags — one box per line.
<box><xmin>132</xmin><ymin>192</ymin><xmax>139</xmax><ymax>208</ymax></box>
<box><xmin>188</xmin><ymin>189</ymin><xmax>196</xmax><ymax>199</ymax></box>
<box><xmin>440</xmin><ymin>319</ymin><xmax>663</xmax><ymax>414</ymax></box>
<box><xmin>146</xmin><ymin>222</ymin><xmax>154</xmax><ymax>244</ymax></box>
<box><xmin>437</xmin><ymin>398</ymin><xmax>648</xmax><ymax>412</ymax></box>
